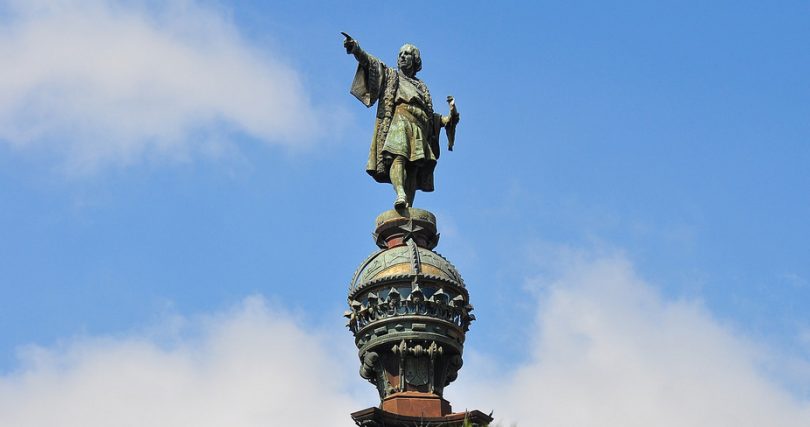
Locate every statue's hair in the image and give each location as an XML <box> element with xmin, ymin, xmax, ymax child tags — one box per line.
<box><xmin>399</xmin><ymin>43</ymin><xmax>422</xmax><ymax>73</ymax></box>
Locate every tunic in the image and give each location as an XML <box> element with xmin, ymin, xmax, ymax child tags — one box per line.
<box><xmin>350</xmin><ymin>53</ymin><xmax>442</xmax><ymax>192</ymax></box>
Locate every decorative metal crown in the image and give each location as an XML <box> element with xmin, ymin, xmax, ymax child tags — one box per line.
<box><xmin>345</xmin><ymin>208</ymin><xmax>474</xmax><ymax>400</ymax></box>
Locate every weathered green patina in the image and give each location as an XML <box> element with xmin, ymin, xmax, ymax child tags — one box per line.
<box><xmin>343</xmin><ymin>33</ymin><xmax>459</xmax><ymax>209</ymax></box>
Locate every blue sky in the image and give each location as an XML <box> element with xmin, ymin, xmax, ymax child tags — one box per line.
<box><xmin>0</xmin><ymin>1</ymin><xmax>808</xmax><ymax>425</ymax></box>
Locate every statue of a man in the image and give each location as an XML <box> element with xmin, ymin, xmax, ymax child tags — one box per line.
<box><xmin>343</xmin><ymin>33</ymin><xmax>459</xmax><ymax>209</ymax></box>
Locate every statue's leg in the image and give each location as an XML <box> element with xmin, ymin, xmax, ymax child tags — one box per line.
<box><xmin>389</xmin><ymin>155</ymin><xmax>408</xmax><ymax>209</ymax></box>
<box><xmin>404</xmin><ymin>164</ymin><xmax>418</xmax><ymax>207</ymax></box>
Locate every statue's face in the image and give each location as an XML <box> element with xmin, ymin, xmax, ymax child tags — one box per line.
<box><xmin>397</xmin><ymin>47</ymin><xmax>416</xmax><ymax>73</ymax></box>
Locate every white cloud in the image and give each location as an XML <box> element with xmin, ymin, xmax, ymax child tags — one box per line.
<box><xmin>0</xmin><ymin>296</ymin><xmax>362</xmax><ymax>427</ymax></box>
<box><xmin>4</xmin><ymin>251</ymin><xmax>809</xmax><ymax>427</ymax></box>
<box><xmin>0</xmin><ymin>0</ymin><xmax>323</xmax><ymax>171</ymax></box>
<box><xmin>452</xmin><ymin>251</ymin><xmax>810</xmax><ymax>427</ymax></box>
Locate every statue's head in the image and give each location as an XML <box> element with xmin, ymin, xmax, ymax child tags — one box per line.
<box><xmin>397</xmin><ymin>43</ymin><xmax>422</xmax><ymax>75</ymax></box>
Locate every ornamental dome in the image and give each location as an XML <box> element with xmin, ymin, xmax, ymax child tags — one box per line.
<box><xmin>348</xmin><ymin>244</ymin><xmax>464</xmax><ymax>295</ymax></box>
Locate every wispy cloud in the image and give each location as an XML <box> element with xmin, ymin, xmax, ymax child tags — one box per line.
<box><xmin>452</xmin><ymin>250</ymin><xmax>810</xmax><ymax>426</ymax></box>
<box><xmin>0</xmin><ymin>296</ymin><xmax>362</xmax><ymax>427</ymax></box>
<box><xmin>0</xmin><ymin>0</ymin><xmax>322</xmax><ymax>172</ymax></box>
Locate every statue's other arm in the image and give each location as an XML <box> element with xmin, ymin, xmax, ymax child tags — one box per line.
<box><xmin>441</xmin><ymin>96</ymin><xmax>460</xmax><ymax>151</ymax></box>
<box><xmin>433</xmin><ymin>97</ymin><xmax>459</xmax><ymax>128</ymax></box>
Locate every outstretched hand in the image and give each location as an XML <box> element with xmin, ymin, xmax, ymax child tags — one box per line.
<box><xmin>341</xmin><ymin>32</ymin><xmax>357</xmax><ymax>54</ymax></box>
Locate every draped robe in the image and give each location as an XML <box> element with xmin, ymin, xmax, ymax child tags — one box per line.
<box><xmin>350</xmin><ymin>54</ymin><xmax>442</xmax><ymax>192</ymax></box>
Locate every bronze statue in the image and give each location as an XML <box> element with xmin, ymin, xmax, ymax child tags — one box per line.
<box><xmin>343</xmin><ymin>33</ymin><xmax>459</xmax><ymax>209</ymax></box>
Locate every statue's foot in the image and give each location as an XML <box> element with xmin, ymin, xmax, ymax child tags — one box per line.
<box><xmin>394</xmin><ymin>196</ymin><xmax>407</xmax><ymax>209</ymax></box>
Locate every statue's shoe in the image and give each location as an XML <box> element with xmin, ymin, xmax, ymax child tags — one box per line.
<box><xmin>394</xmin><ymin>196</ymin><xmax>407</xmax><ymax>209</ymax></box>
